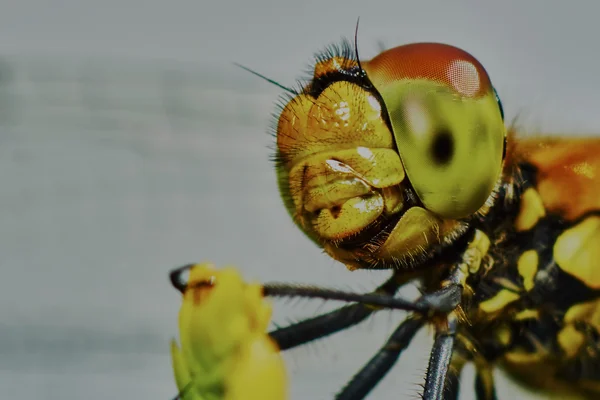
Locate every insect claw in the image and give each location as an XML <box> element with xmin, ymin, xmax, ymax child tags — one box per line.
<box><xmin>169</xmin><ymin>263</ymin><xmax>195</xmax><ymax>293</ymax></box>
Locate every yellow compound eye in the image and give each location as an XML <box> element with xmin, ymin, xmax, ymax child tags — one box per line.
<box><xmin>383</xmin><ymin>81</ymin><xmax>504</xmax><ymax>218</ymax></box>
<box><xmin>363</xmin><ymin>43</ymin><xmax>506</xmax><ymax>219</ymax></box>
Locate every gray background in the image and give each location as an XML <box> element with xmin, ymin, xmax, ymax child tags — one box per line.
<box><xmin>0</xmin><ymin>1</ymin><xmax>598</xmax><ymax>399</ymax></box>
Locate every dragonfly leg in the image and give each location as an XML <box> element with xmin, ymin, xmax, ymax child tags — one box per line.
<box><xmin>334</xmin><ymin>316</ymin><xmax>424</xmax><ymax>400</ymax></box>
<box><xmin>268</xmin><ymin>262</ymin><xmax>466</xmax><ymax>350</ymax></box>
<box><xmin>332</xmin><ymin>266</ymin><xmax>466</xmax><ymax>400</ymax></box>
<box><xmin>422</xmin><ymin>314</ymin><xmax>458</xmax><ymax>400</ymax></box>
<box><xmin>269</xmin><ymin>273</ymin><xmax>402</xmax><ymax>350</ymax></box>
<box><xmin>475</xmin><ymin>365</ymin><xmax>498</xmax><ymax>400</ymax></box>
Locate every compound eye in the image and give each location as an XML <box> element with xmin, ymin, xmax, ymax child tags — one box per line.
<box><xmin>363</xmin><ymin>43</ymin><xmax>506</xmax><ymax>219</ymax></box>
<box><xmin>397</xmin><ymin>90</ymin><xmax>504</xmax><ymax>218</ymax></box>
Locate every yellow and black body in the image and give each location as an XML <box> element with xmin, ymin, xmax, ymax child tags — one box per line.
<box><xmin>465</xmin><ymin>137</ymin><xmax>600</xmax><ymax>399</ymax></box>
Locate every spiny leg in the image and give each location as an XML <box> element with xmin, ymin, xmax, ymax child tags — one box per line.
<box><xmin>267</xmin><ymin>264</ymin><xmax>465</xmax><ymax>351</ymax></box>
<box><xmin>264</xmin><ymin>284</ymin><xmax>436</xmax><ymax>313</ymax></box>
<box><xmin>422</xmin><ymin>314</ymin><xmax>458</xmax><ymax>400</ymax></box>
<box><xmin>419</xmin><ymin>249</ymin><xmax>475</xmax><ymax>400</ymax></box>
<box><xmin>330</xmin><ymin>289</ymin><xmax>462</xmax><ymax>400</ymax></box>
<box><xmin>266</xmin><ymin>273</ymin><xmax>404</xmax><ymax>350</ymax></box>
<box><xmin>329</xmin><ymin>266</ymin><xmax>466</xmax><ymax>400</ymax></box>
<box><xmin>335</xmin><ymin>317</ymin><xmax>425</xmax><ymax>400</ymax></box>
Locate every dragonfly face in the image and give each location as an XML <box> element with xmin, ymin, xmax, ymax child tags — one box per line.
<box><xmin>275</xmin><ymin>42</ymin><xmax>506</xmax><ymax>270</ymax></box>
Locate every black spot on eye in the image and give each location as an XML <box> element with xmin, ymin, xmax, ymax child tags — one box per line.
<box><xmin>430</xmin><ymin>129</ymin><xmax>454</xmax><ymax>165</ymax></box>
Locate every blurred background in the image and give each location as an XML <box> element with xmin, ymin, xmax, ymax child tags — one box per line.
<box><xmin>1</xmin><ymin>1</ymin><xmax>599</xmax><ymax>399</ymax></box>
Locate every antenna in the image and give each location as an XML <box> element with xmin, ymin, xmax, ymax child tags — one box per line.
<box><xmin>233</xmin><ymin>62</ymin><xmax>296</xmax><ymax>94</ymax></box>
<box><xmin>354</xmin><ymin>17</ymin><xmax>364</xmax><ymax>74</ymax></box>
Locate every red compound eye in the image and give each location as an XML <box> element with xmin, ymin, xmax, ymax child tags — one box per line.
<box><xmin>363</xmin><ymin>43</ymin><xmax>493</xmax><ymax>98</ymax></box>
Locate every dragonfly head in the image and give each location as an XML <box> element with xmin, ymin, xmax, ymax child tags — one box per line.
<box><xmin>274</xmin><ymin>41</ymin><xmax>506</xmax><ymax>270</ymax></box>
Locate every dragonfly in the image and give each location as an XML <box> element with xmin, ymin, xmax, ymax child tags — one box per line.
<box><xmin>167</xmin><ymin>31</ymin><xmax>600</xmax><ymax>399</ymax></box>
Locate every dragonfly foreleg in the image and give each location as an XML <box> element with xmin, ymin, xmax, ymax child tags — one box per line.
<box><xmin>267</xmin><ymin>273</ymin><xmax>402</xmax><ymax>350</ymax></box>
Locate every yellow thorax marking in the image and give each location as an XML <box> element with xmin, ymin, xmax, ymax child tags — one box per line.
<box><xmin>517</xmin><ymin>250</ymin><xmax>539</xmax><ymax>292</ymax></box>
<box><xmin>554</xmin><ymin>216</ymin><xmax>600</xmax><ymax>289</ymax></box>
<box><xmin>479</xmin><ymin>290</ymin><xmax>520</xmax><ymax>314</ymax></box>
<box><xmin>515</xmin><ymin>188</ymin><xmax>546</xmax><ymax>232</ymax></box>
